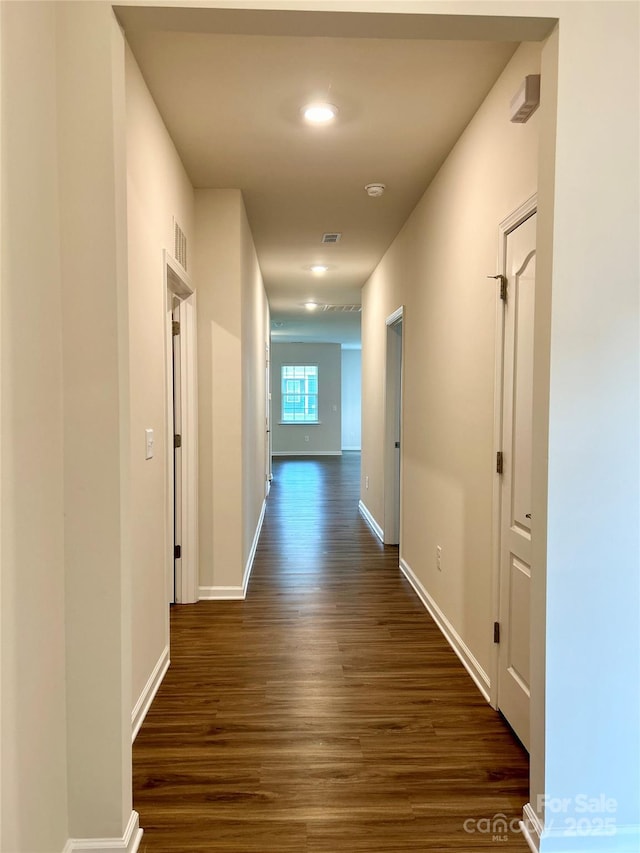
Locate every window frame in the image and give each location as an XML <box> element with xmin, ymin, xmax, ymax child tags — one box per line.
<box><xmin>279</xmin><ymin>364</ymin><xmax>320</xmax><ymax>424</ymax></box>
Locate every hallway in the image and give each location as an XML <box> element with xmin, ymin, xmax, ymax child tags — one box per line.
<box><xmin>133</xmin><ymin>454</ymin><xmax>529</xmax><ymax>851</ymax></box>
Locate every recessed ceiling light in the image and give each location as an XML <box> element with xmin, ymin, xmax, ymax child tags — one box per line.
<box><xmin>302</xmin><ymin>103</ymin><xmax>338</xmax><ymax>125</ymax></box>
<box><xmin>310</xmin><ymin>264</ymin><xmax>329</xmax><ymax>275</ymax></box>
<box><xmin>304</xmin><ymin>301</ymin><xmax>319</xmax><ymax>311</ymax></box>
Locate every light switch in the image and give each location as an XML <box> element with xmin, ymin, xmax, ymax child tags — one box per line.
<box><xmin>145</xmin><ymin>429</ymin><xmax>154</xmax><ymax>460</ymax></box>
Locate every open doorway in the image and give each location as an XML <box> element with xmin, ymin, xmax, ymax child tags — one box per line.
<box><xmin>165</xmin><ymin>251</ymin><xmax>198</xmax><ymax>604</ymax></box>
<box><xmin>384</xmin><ymin>307</ymin><xmax>404</xmax><ymax>545</ymax></box>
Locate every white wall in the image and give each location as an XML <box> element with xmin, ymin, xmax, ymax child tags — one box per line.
<box><xmin>271</xmin><ymin>343</ymin><xmax>342</xmax><ymax>455</ymax></box>
<box><xmin>125</xmin><ymin>42</ymin><xmax>195</xmax><ymax>728</ymax></box>
<box><xmin>362</xmin><ymin>42</ymin><xmax>541</xmax><ymax>678</ymax></box>
<box><xmin>240</xmin><ymin>203</ymin><xmax>271</xmax><ymax>567</ymax></box>
<box><xmin>195</xmin><ymin>190</ymin><xmax>270</xmax><ymax>595</ymax></box>
<box><xmin>341</xmin><ymin>349</ymin><xmax>362</xmax><ymax>451</ymax></box>
<box><xmin>57</xmin><ymin>3</ymin><xmax>133</xmax><ymax>840</ymax></box>
<box><xmin>1</xmin><ymin>3</ymin><xmax>68</xmax><ymax>850</ymax></box>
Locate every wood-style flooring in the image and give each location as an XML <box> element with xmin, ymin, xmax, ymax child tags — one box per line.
<box><xmin>134</xmin><ymin>453</ymin><xmax>529</xmax><ymax>851</ymax></box>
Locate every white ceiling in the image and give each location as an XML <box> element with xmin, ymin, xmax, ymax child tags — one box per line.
<box><xmin>116</xmin><ymin>6</ymin><xmax>525</xmax><ymax>346</ymax></box>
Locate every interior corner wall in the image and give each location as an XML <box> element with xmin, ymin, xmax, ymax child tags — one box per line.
<box><xmin>240</xmin><ymin>199</ymin><xmax>270</xmax><ymax>571</ymax></box>
<box><xmin>271</xmin><ymin>343</ymin><xmax>342</xmax><ymax>455</ymax></box>
<box><xmin>341</xmin><ymin>349</ymin><xmax>362</xmax><ymax>450</ymax></box>
<box><xmin>195</xmin><ymin>190</ymin><xmax>244</xmax><ymax>591</ymax></box>
<box><xmin>1</xmin><ymin>3</ymin><xmax>69</xmax><ymax>850</ymax></box>
<box><xmin>361</xmin><ymin>42</ymin><xmax>541</xmax><ymax>680</ymax></box>
<box><xmin>125</xmin><ymin>44</ymin><xmax>195</xmax><ymax>720</ymax></box>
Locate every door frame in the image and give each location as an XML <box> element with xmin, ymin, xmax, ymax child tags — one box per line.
<box><xmin>490</xmin><ymin>194</ymin><xmax>537</xmax><ymax>710</ymax></box>
<box><xmin>384</xmin><ymin>305</ymin><xmax>404</xmax><ymax>545</ymax></box>
<box><xmin>164</xmin><ymin>250</ymin><xmax>198</xmax><ymax>605</ymax></box>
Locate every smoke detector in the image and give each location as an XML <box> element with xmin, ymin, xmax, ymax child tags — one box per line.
<box><xmin>365</xmin><ymin>183</ymin><xmax>386</xmax><ymax>198</ymax></box>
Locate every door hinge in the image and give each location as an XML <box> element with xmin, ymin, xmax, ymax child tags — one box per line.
<box><xmin>487</xmin><ymin>273</ymin><xmax>507</xmax><ymax>301</ymax></box>
<box><xmin>174</xmin><ymin>544</ymin><xmax>181</xmax><ymax>559</ymax></box>
<box><xmin>174</xmin><ymin>434</ymin><xmax>182</xmax><ymax>448</ymax></box>
<box><xmin>494</xmin><ymin>621</ymin><xmax>501</xmax><ymax>644</ymax></box>
<box><xmin>172</xmin><ymin>320</ymin><xmax>180</xmax><ymax>336</ymax></box>
<box><xmin>496</xmin><ymin>451</ymin><xmax>504</xmax><ymax>475</ymax></box>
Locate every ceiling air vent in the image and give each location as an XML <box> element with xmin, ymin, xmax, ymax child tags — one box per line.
<box><xmin>321</xmin><ymin>304</ymin><xmax>361</xmax><ymax>313</ymax></box>
<box><xmin>173</xmin><ymin>218</ymin><xmax>187</xmax><ymax>271</ymax></box>
<box><xmin>321</xmin><ymin>232</ymin><xmax>342</xmax><ymax>244</ymax></box>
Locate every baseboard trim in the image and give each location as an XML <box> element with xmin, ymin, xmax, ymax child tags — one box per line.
<box><xmin>520</xmin><ymin>810</ymin><xmax>640</xmax><ymax>853</ymax></box>
<box><xmin>399</xmin><ymin>557</ymin><xmax>491</xmax><ymax>702</ymax></box>
<box><xmin>198</xmin><ymin>585</ymin><xmax>245</xmax><ymax>600</ymax></box>
<box><xmin>131</xmin><ymin>645</ymin><xmax>170</xmax><ymax>742</ymax></box>
<box><xmin>358</xmin><ymin>500</ymin><xmax>384</xmax><ymax>543</ymax></box>
<box><xmin>520</xmin><ymin>803</ymin><xmax>541</xmax><ymax>853</ymax></box>
<box><xmin>271</xmin><ymin>450</ymin><xmax>342</xmax><ymax>456</ymax></box>
<box><xmin>63</xmin><ymin>811</ymin><xmax>142</xmax><ymax>853</ymax></box>
<box><xmin>198</xmin><ymin>498</ymin><xmax>266</xmax><ymax>601</ymax></box>
<box><xmin>242</xmin><ymin>497</ymin><xmax>266</xmax><ymax>596</ymax></box>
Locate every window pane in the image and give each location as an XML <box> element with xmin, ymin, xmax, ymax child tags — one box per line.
<box><xmin>281</xmin><ymin>364</ymin><xmax>319</xmax><ymax>422</ymax></box>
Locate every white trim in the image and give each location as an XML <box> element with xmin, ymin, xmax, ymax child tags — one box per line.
<box><xmin>490</xmin><ymin>194</ymin><xmax>537</xmax><ymax>709</ymax></box>
<box><xmin>271</xmin><ymin>450</ymin><xmax>342</xmax><ymax>456</ymax></box>
<box><xmin>243</xmin><ymin>497</ymin><xmax>266</xmax><ymax>594</ymax></box>
<box><xmin>521</xmin><ymin>814</ymin><xmax>640</xmax><ymax>853</ymax></box>
<box><xmin>64</xmin><ymin>811</ymin><xmax>143</xmax><ymax>853</ymax></box>
<box><xmin>358</xmin><ymin>500</ymin><xmax>384</xmax><ymax>543</ymax></box>
<box><xmin>199</xmin><ymin>585</ymin><xmax>245</xmax><ymax>600</ymax></box>
<box><xmin>399</xmin><ymin>557</ymin><xmax>491</xmax><ymax>702</ymax></box>
<box><xmin>520</xmin><ymin>803</ymin><xmax>542</xmax><ymax>853</ymax></box>
<box><xmin>385</xmin><ymin>305</ymin><xmax>404</xmax><ymax>326</ymax></box>
<box><xmin>199</xmin><ymin>498</ymin><xmax>266</xmax><ymax>601</ymax></box>
<box><xmin>164</xmin><ymin>251</ymin><xmax>199</xmax><ymax>606</ymax></box>
<box><xmin>131</xmin><ymin>645</ymin><xmax>170</xmax><ymax>742</ymax></box>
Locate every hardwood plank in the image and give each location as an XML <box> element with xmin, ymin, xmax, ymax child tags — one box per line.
<box><xmin>134</xmin><ymin>453</ymin><xmax>529</xmax><ymax>851</ymax></box>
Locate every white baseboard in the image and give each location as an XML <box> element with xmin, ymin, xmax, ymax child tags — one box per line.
<box><xmin>399</xmin><ymin>557</ymin><xmax>491</xmax><ymax>702</ymax></box>
<box><xmin>358</xmin><ymin>500</ymin><xmax>384</xmax><ymax>543</ymax></box>
<box><xmin>131</xmin><ymin>644</ymin><xmax>170</xmax><ymax>742</ymax></box>
<box><xmin>199</xmin><ymin>584</ymin><xmax>245</xmax><ymax>600</ymax></box>
<box><xmin>521</xmin><ymin>810</ymin><xmax>640</xmax><ymax>853</ymax></box>
<box><xmin>271</xmin><ymin>450</ymin><xmax>342</xmax><ymax>456</ymax></box>
<box><xmin>521</xmin><ymin>803</ymin><xmax>542</xmax><ymax>853</ymax></box>
<box><xmin>199</xmin><ymin>498</ymin><xmax>266</xmax><ymax>601</ymax></box>
<box><xmin>63</xmin><ymin>811</ymin><xmax>142</xmax><ymax>853</ymax></box>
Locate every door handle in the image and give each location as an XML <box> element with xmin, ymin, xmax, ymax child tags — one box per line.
<box><xmin>394</xmin><ymin>441</ymin><xmax>400</xmax><ymax>449</ymax></box>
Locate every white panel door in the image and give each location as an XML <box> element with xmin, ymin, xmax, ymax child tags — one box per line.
<box><xmin>498</xmin><ymin>212</ymin><xmax>536</xmax><ymax>750</ymax></box>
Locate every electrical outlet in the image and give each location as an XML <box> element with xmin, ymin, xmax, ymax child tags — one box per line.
<box><xmin>304</xmin><ymin>435</ymin><xmax>309</xmax><ymax>442</ymax></box>
<box><xmin>365</xmin><ymin>476</ymin><xmax>369</xmax><ymax>489</ymax></box>
<box><xmin>436</xmin><ymin>545</ymin><xmax>442</xmax><ymax>571</ymax></box>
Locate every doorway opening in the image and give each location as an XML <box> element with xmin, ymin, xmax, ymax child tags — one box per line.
<box><xmin>384</xmin><ymin>306</ymin><xmax>404</xmax><ymax>545</ymax></box>
<box><xmin>165</xmin><ymin>251</ymin><xmax>198</xmax><ymax>604</ymax></box>
<box><xmin>491</xmin><ymin>196</ymin><xmax>537</xmax><ymax>751</ymax></box>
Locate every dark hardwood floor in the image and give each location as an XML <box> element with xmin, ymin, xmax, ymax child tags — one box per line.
<box><xmin>134</xmin><ymin>453</ymin><xmax>529</xmax><ymax>851</ymax></box>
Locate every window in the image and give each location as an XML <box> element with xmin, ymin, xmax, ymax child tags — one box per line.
<box><xmin>281</xmin><ymin>365</ymin><xmax>319</xmax><ymax>422</ymax></box>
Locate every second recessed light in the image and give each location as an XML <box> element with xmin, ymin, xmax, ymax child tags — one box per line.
<box><xmin>302</xmin><ymin>103</ymin><xmax>338</xmax><ymax>125</ymax></box>
<box><xmin>310</xmin><ymin>264</ymin><xmax>329</xmax><ymax>275</ymax></box>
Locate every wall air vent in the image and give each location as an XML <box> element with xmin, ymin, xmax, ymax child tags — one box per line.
<box><xmin>321</xmin><ymin>305</ymin><xmax>361</xmax><ymax>313</ymax></box>
<box><xmin>173</xmin><ymin>218</ymin><xmax>187</xmax><ymax>270</ymax></box>
<box><xmin>321</xmin><ymin>232</ymin><xmax>342</xmax><ymax>244</ymax></box>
